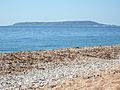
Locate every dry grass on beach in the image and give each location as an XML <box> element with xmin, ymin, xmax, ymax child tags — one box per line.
<box><xmin>0</xmin><ymin>45</ymin><xmax>120</xmax><ymax>90</ymax></box>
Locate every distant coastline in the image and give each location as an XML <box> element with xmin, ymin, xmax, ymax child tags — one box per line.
<box><xmin>0</xmin><ymin>21</ymin><xmax>119</xmax><ymax>28</ymax></box>
<box><xmin>13</xmin><ymin>21</ymin><xmax>118</xmax><ymax>27</ymax></box>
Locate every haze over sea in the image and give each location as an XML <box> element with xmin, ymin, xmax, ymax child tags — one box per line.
<box><xmin>0</xmin><ymin>21</ymin><xmax>120</xmax><ymax>52</ymax></box>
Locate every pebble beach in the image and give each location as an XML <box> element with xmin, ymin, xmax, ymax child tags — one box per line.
<box><xmin>0</xmin><ymin>45</ymin><xmax>120</xmax><ymax>90</ymax></box>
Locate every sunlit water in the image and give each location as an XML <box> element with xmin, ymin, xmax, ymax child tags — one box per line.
<box><xmin>0</xmin><ymin>26</ymin><xmax>120</xmax><ymax>52</ymax></box>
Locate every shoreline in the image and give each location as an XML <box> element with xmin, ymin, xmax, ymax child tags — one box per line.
<box><xmin>0</xmin><ymin>44</ymin><xmax>120</xmax><ymax>53</ymax></box>
<box><xmin>0</xmin><ymin>45</ymin><xmax>120</xmax><ymax>61</ymax></box>
<box><xmin>0</xmin><ymin>45</ymin><xmax>120</xmax><ymax>89</ymax></box>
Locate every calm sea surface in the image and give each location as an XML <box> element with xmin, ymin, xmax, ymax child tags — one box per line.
<box><xmin>0</xmin><ymin>26</ymin><xmax>120</xmax><ymax>52</ymax></box>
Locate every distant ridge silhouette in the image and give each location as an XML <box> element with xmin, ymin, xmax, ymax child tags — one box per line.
<box><xmin>13</xmin><ymin>21</ymin><xmax>118</xmax><ymax>27</ymax></box>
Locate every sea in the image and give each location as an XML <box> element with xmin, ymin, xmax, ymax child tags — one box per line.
<box><xmin>0</xmin><ymin>26</ymin><xmax>120</xmax><ymax>52</ymax></box>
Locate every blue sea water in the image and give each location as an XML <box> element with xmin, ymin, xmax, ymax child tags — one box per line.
<box><xmin>0</xmin><ymin>26</ymin><xmax>120</xmax><ymax>52</ymax></box>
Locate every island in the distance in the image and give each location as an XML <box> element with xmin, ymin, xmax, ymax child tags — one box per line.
<box><xmin>13</xmin><ymin>21</ymin><xmax>118</xmax><ymax>27</ymax></box>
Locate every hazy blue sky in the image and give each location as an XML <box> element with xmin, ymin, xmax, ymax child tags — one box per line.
<box><xmin>0</xmin><ymin>0</ymin><xmax>120</xmax><ymax>25</ymax></box>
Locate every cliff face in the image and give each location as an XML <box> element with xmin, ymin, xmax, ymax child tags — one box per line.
<box><xmin>13</xmin><ymin>21</ymin><xmax>117</xmax><ymax>27</ymax></box>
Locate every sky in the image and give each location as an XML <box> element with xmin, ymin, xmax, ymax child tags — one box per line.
<box><xmin>0</xmin><ymin>0</ymin><xmax>120</xmax><ymax>25</ymax></box>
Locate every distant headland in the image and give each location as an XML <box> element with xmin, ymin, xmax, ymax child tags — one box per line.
<box><xmin>12</xmin><ymin>21</ymin><xmax>119</xmax><ymax>27</ymax></box>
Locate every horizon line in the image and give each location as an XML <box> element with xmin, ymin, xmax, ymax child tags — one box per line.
<box><xmin>0</xmin><ymin>20</ymin><xmax>119</xmax><ymax>26</ymax></box>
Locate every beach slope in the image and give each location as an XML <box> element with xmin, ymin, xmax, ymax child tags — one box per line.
<box><xmin>0</xmin><ymin>45</ymin><xmax>120</xmax><ymax>90</ymax></box>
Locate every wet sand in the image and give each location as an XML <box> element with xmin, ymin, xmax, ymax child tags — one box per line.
<box><xmin>0</xmin><ymin>45</ymin><xmax>120</xmax><ymax>90</ymax></box>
